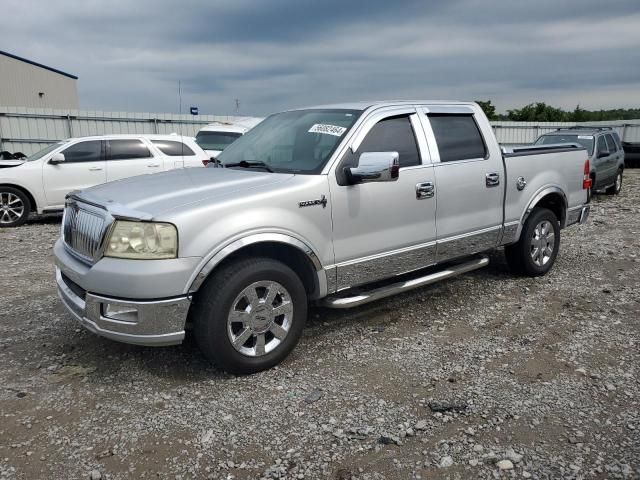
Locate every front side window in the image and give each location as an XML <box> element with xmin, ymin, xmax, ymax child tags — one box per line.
<box><xmin>429</xmin><ymin>114</ymin><xmax>487</xmax><ymax>162</ymax></box>
<box><xmin>356</xmin><ymin>116</ymin><xmax>421</xmax><ymax>168</ymax></box>
<box><xmin>217</xmin><ymin>109</ymin><xmax>362</xmax><ymax>173</ymax></box>
<box><xmin>195</xmin><ymin>131</ymin><xmax>242</xmax><ymax>152</ymax></box>
<box><xmin>605</xmin><ymin>134</ymin><xmax>617</xmax><ymax>153</ymax></box>
<box><xmin>62</xmin><ymin>141</ymin><xmax>102</xmax><ymax>163</ymax></box>
<box><xmin>151</xmin><ymin>140</ymin><xmax>195</xmax><ymax>156</ymax></box>
<box><xmin>108</xmin><ymin>139</ymin><xmax>151</xmax><ymax>160</ymax></box>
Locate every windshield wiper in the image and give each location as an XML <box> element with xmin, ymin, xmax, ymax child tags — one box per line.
<box><xmin>224</xmin><ymin>160</ymin><xmax>274</xmax><ymax>173</ymax></box>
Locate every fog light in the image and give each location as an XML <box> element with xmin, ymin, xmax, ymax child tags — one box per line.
<box><xmin>103</xmin><ymin>303</ymin><xmax>138</xmax><ymax>323</ymax></box>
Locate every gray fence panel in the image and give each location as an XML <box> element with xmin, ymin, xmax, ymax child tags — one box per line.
<box><xmin>2</xmin><ymin>106</ymin><xmax>640</xmax><ymax>155</ymax></box>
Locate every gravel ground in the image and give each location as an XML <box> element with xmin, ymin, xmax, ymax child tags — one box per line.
<box><xmin>1</xmin><ymin>171</ymin><xmax>639</xmax><ymax>480</ymax></box>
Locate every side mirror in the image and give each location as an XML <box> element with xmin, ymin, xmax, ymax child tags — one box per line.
<box><xmin>49</xmin><ymin>153</ymin><xmax>66</xmax><ymax>165</ymax></box>
<box><xmin>345</xmin><ymin>151</ymin><xmax>400</xmax><ymax>184</ymax></box>
<box><xmin>597</xmin><ymin>150</ymin><xmax>609</xmax><ymax>159</ymax></box>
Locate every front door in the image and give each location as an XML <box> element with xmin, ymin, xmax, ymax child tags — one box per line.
<box><xmin>329</xmin><ymin>108</ymin><xmax>437</xmax><ymax>290</ymax></box>
<box><xmin>105</xmin><ymin>138</ymin><xmax>163</xmax><ymax>182</ymax></box>
<box><xmin>420</xmin><ymin>107</ymin><xmax>504</xmax><ymax>262</ymax></box>
<box><xmin>43</xmin><ymin>140</ymin><xmax>106</xmax><ymax>208</ymax></box>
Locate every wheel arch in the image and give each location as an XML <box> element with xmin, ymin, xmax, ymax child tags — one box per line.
<box><xmin>189</xmin><ymin>234</ymin><xmax>328</xmax><ymax>300</ymax></box>
<box><xmin>0</xmin><ymin>183</ymin><xmax>37</xmax><ymax>212</ymax></box>
<box><xmin>513</xmin><ymin>186</ymin><xmax>567</xmax><ymax>243</ymax></box>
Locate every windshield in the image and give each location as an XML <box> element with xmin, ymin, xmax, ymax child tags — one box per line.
<box><xmin>216</xmin><ymin>109</ymin><xmax>362</xmax><ymax>174</ymax></box>
<box><xmin>195</xmin><ymin>131</ymin><xmax>242</xmax><ymax>151</ymax></box>
<box><xmin>535</xmin><ymin>134</ymin><xmax>594</xmax><ymax>155</ymax></box>
<box><xmin>26</xmin><ymin>141</ymin><xmax>67</xmax><ymax>161</ymax></box>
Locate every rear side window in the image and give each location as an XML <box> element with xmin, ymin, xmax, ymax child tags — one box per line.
<box><xmin>62</xmin><ymin>141</ymin><xmax>102</xmax><ymax>163</ymax></box>
<box><xmin>108</xmin><ymin>139</ymin><xmax>152</xmax><ymax>160</ymax></box>
<box><xmin>428</xmin><ymin>114</ymin><xmax>487</xmax><ymax>162</ymax></box>
<box><xmin>151</xmin><ymin>140</ymin><xmax>195</xmax><ymax>156</ymax></box>
<box><xmin>604</xmin><ymin>134</ymin><xmax>617</xmax><ymax>153</ymax></box>
<box><xmin>357</xmin><ymin>115</ymin><xmax>421</xmax><ymax>168</ymax></box>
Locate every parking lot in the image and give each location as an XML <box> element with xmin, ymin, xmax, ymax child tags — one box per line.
<box><xmin>0</xmin><ymin>171</ymin><xmax>638</xmax><ymax>479</ymax></box>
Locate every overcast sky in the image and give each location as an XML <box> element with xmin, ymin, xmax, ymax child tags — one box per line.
<box><xmin>4</xmin><ymin>0</ymin><xmax>640</xmax><ymax>116</ymax></box>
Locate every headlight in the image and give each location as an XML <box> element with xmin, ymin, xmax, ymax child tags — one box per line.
<box><xmin>105</xmin><ymin>221</ymin><xmax>178</xmax><ymax>259</ymax></box>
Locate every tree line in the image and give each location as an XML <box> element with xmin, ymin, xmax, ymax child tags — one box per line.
<box><xmin>475</xmin><ymin>100</ymin><xmax>640</xmax><ymax>122</ymax></box>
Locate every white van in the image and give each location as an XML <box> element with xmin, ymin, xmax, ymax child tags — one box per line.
<box><xmin>195</xmin><ymin>119</ymin><xmax>263</xmax><ymax>162</ymax></box>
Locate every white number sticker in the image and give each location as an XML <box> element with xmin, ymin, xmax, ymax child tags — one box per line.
<box><xmin>308</xmin><ymin>124</ymin><xmax>347</xmax><ymax>137</ymax></box>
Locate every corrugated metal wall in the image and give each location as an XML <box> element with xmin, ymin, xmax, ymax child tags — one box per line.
<box><xmin>492</xmin><ymin>120</ymin><xmax>640</xmax><ymax>145</ymax></box>
<box><xmin>2</xmin><ymin>106</ymin><xmax>640</xmax><ymax>155</ymax></box>
<box><xmin>0</xmin><ymin>107</ymin><xmax>250</xmax><ymax>155</ymax></box>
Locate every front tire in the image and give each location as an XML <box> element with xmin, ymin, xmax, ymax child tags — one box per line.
<box><xmin>605</xmin><ymin>170</ymin><xmax>622</xmax><ymax>195</ymax></box>
<box><xmin>504</xmin><ymin>207</ymin><xmax>560</xmax><ymax>277</ymax></box>
<box><xmin>191</xmin><ymin>257</ymin><xmax>307</xmax><ymax>374</ymax></box>
<box><xmin>0</xmin><ymin>187</ymin><xmax>30</xmax><ymax>227</ymax></box>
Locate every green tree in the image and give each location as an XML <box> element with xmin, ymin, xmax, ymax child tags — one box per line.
<box><xmin>507</xmin><ymin>103</ymin><xmax>569</xmax><ymax>122</ymax></box>
<box><xmin>475</xmin><ymin>100</ymin><xmax>497</xmax><ymax>120</ymax></box>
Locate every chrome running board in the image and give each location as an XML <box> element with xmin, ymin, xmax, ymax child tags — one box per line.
<box><xmin>321</xmin><ymin>255</ymin><xmax>489</xmax><ymax>309</ymax></box>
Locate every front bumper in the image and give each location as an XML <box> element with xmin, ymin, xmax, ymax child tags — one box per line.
<box><xmin>56</xmin><ymin>267</ymin><xmax>190</xmax><ymax>346</ymax></box>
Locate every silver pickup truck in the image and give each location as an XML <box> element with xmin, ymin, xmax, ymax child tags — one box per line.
<box><xmin>54</xmin><ymin>101</ymin><xmax>591</xmax><ymax>373</ymax></box>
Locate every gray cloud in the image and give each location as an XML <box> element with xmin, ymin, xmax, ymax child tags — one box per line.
<box><xmin>3</xmin><ymin>0</ymin><xmax>640</xmax><ymax>115</ymax></box>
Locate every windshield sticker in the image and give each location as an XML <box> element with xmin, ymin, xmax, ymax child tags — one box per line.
<box><xmin>308</xmin><ymin>124</ymin><xmax>347</xmax><ymax>137</ymax></box>
<box><xmin>578</xmin><ymin>135</ymin><xmax>593</xmax><ymax>139</ymax></box>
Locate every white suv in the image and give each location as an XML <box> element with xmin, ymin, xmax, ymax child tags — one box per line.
<box><xmin>0</xmin><ymin>134</ymin><xmax>209</xmax><ymax>227</ymax></box>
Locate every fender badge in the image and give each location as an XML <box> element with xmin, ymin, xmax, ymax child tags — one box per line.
<box><xmin>299</xmin><ymin>195</ymin><xmax>327</xmax><ymax>208</ymax></box>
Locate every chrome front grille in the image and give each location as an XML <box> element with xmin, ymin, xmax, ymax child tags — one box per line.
<box><xmin>63</xmin><ymin>202</ymin><xmax>107</xmax><ymax>261</ymax></box>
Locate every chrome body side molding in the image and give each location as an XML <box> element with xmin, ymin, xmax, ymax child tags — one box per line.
<box><xmin>330</xmin><ymin>240</ymin><xmax>437</xmax><ymax>291</ymax></box>
<box><xmin>435</xmin><ymin>225</ymin><xmax>501</xmax><ymax>262</ymax></box>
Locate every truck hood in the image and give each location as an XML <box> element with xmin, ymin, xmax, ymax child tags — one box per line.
<box><xmin>0</xmin><ymin>159</ymin><xmax>25</xmax><ymax>168</ymax></box>
<box><xmin>77</xmin><ymin>167</ymin><xmax>294</xmax><ymax>218</ymax></box>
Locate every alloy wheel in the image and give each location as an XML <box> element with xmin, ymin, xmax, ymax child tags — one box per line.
<box><xmin>227</xmin><ymin>280</ymin><xmax>293</xmax><ymax>357</ymax></box>
<box><xmin>0</xmin><ymin>192</ymin><xmax>25</xmax><ymax>225</ymax></box>
<box><xmin>530</xmin><ymin>220</ymin><xmax>555</xmax><ymax>267</ymax></box>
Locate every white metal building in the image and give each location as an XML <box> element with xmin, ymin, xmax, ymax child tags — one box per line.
<box><xmin>0</xmin><ymin>50</ymin><xmax>79</xmax><ymax>109</ymax></box>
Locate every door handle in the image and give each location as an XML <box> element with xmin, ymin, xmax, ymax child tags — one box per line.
<box><xmin>88</xmin><ymin>166</ymin><xmax>103</xmax><ymax>171</ymax></box>
<box><xmin>416</xmin><ymin>181</ymin><xmax>435</xmax><ymax>199</ymax></box>
<box><xmin>147</xmin><ymin>163</ymin><xmax>161</xmax><ymax>168</ymax></box>
<box><xmin>486</xmin><ymin>172</ymin><xmax>500</xmax><ymax>187</ymax></box>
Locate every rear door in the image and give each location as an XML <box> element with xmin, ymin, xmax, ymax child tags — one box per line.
<box><xmin>420</xmin><ymin>106</ymin><xmax>503</xmax><ymax>262</ymax></box>
<box><xmin>105</xmin><ymin>138</ymin><xmax>163</xmax><ymax>182</ymax></box>
<box><xmin>43</xmin><ymin>140</ymin><xmax>106</xmax><ymax>207</ymax></box>
<box><xmin>328</xmin><ymin>107</ymin><xmax>437</xmax><ymax>290</ymax></box>
<box><xmin>604</xmin><ymin>133</ymin><xmax>622</xmax><ymax>179</ymax></box>
<box><xmin>594</xmin><ymin>135</ymin><xmax>612</xmax><ymax>187</ymax></box>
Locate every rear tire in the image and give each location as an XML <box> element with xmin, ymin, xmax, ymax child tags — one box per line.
<box><xmin>605</xmin><ymin>170</ymin><xmax>622</xmax><ymax>195</ymax></box>
<box><xmin>504</xmin><ymin>207</ymin><xmax>560</xmax><ymax>277</ymax></box>
<box><xmin>191</xmin><ymin>257</ymin><xmax>307</xmax><ymax>374</ymax></box>
<box><xmin>0</xmin><ymin>187</ymin><xmax>30</xmax><ymax>227</ymax></box>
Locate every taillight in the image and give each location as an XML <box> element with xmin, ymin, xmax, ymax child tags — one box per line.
<box><xmin>202</xmin><ymin>159</ymin><xmax>210</xmax><ymax>166</ymax></box>
<box><xmin>582</xmin><ymin>159</ymin><xmax>591</xmax><ymax>189</ymax></box>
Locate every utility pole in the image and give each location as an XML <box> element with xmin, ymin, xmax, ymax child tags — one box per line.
<box><xmin>235</xmin><ymin>99</ymin><xmax>240</xmax><ymax>114</ymax></box>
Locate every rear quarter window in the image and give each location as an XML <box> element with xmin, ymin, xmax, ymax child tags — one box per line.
<box><xmin>151</xmin><ymin>140</ymin><xmax>196</xmax><ymax>156</ymax></box>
